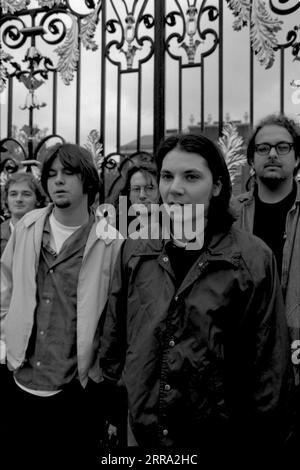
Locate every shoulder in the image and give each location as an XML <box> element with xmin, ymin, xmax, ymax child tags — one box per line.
<box><xmin>0</xmin><ymin>218</ymin><xmax>11</xmax><ymax>232</ymax></box>
<box><xmin>121</xmin><ymin>234</ymin><xmax>162</xmax><ymax>263</ymax></box>
<box><xmin>19</xmin><ymin>206</ymin><xmax>52</xmax><ymax>228</ymax></box>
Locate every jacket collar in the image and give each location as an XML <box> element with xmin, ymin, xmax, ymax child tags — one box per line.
<box><xmin>237</xmin><ymin>179</ymin><xmax>300</xmax><ymax>205</ymax></box>
<box><xmin>131</xmin><ymin>226</ymin><xmax>241</xmax><ymax>268</ymax></box>
<box><xmin>22</xmin><ymin>204</ymin><xmax>53</xmax><ymax>227</ymax></box>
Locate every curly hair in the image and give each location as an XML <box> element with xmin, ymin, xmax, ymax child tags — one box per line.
<box><xmin>246</xmin><ymin>114</ymin><xmax>300</xmax><ymax>175</ymax></box>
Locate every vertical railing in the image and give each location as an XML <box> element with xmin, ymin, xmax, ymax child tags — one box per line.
<box><xmin>218</xmin><ymin>0</ymin><xmax>223</xmax><ymax>137</ymax></box>
<box><xmin>100</xmin><ymin>0</ymin><xmax>107</xmax><ymax>156</ymax></box>
<box><xmin>153</xmin><ymin>0</ymin><xmax>165</xmax><ymax>151</ymax></box>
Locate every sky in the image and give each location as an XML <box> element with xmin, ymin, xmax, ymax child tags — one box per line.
<box><xmin>0</xmin><ymin>0</ymin><xmax>300</xmax><ymax>157</ymax></box>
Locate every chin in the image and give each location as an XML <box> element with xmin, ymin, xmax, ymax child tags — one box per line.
<box><xmin>54</xmin><ymin>200</ymin><xmax>71</xmax><ymax>209</ymax></box>
<box><xmin>260</xmin><ymin>175</ymin><xmax>285</xmax><ymax>186</ymax></box>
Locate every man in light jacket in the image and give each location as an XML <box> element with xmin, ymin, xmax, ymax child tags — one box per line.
<box><xmin>0</xmin><ymin>143</ymin><xmax>123</xmax><ymax>465</ymax></box>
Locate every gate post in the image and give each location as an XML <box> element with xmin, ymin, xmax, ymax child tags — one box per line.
<box><xmin>153</xmin><ymin>0</ymin><xmax>165</xmax><ymax>153</ymax></box>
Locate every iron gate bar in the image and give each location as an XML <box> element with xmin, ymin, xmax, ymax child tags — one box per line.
<box><xmin>101</xmin><ymin>0</ymin><xmax>106</xmax><ymax>156</ymax></box>
<box><xmin>218</xmin><ymin>0</ymin><xmax>223</xmax><ymax>137</ymax></box>
<box><xmin>76</xmin><ymin>22</ymin><xmax>81</xmax><ymax>145</ymax></box>
<box><xmin>52</xmin><ymin>71</ymin><xmax>57</xmax><ymax>135</ymax></box>
<box><xmin>250</xmin><ymin>37</ymin><xmax>253</xmax><ymax>129</ymax></box>
<box><xmin>153</xmin><ymin>0</ymin><xmax>165</xmax><ymax>151</ymax></box>
<box><xmin>280</xmin><ymin>46</ymin><xmax>284</xmax><ymax>115</ymax></box>
<box><xmin>201</xmin><ymin>52</ymin><xmax>204</xmax><ymax>132</ymax></box>
<box><xmin>7</xmin><ymin>77</ymin><xmax>13</xmax><ymax>137</ymax></box>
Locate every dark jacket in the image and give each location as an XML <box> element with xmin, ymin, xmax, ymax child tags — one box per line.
<box><xmin>100</xmin><ymin>226</ymin><xmax>292</xmax><ymax>450</ymax></box>
<box><xmin>232</xmin><ymin>181</ymin><xmax>300</xmax><ymax>388</ymax></box>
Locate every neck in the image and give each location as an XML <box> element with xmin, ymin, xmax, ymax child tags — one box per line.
<box><xmin>53</xmin><ymin>201</ymin><xmax>89</xmax><ymax>226</ymax></box>
<box><xmin>257</xmin><ymin>177</ymin><xmax>294</xmax><ymax>203</ymax></box>
<box><xmin>11</xmin><ymin>215</ymin><xmax>21</xmax><ymax>226</ymax></box>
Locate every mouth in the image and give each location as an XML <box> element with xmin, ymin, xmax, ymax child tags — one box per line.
<box><xmin>264</xmin><ymin>164</ymin><xmax>281</xmax><ymax>169</ymax></box>
<box><xmin>167</xmin><ymin>202</ymin><xmax>185</xmax><ymax>206</ymax></box>
<box><xmin>54</xmin><ymin>190</ymin><xmax>67</xmax><ymax>195</ymax></box>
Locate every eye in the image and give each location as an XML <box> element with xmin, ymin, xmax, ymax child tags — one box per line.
<box><xmin>8</xmin><ymin>192</ymin><xmax>17</xmax><ymax>197</ymax></box>
<box><xmin>185</xmin><ymin>174</ymin><xmax>200</xmax><ymax>181</ymax></box>
<box><xmin>64</xmin><ymin>168</ymin><xmax>75</xmax><ymax>175</ymax></box>
<box><xmin>160</xmin><ymin>173</ymin><xmax>172</xmax><ymax>181</ymax></box>
<box><xmin>255</xmin><ymin>144</ymin><xmax>269</xmax><ymax>154</ymax></box>
<box><xmin>277</xmin><ymin>143</ymin><xmax>291</xmax><ymax>153</ymax></box>
<box><xmin>48</xmin><ymin>170</ymin><xmax>56</xmax><ymax>177</ymax></box>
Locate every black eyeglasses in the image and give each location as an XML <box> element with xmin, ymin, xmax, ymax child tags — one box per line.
<box><xmin>255</xmin><ymin>142</ymin><xmax>294</xmax><ymax>156</ymax></box>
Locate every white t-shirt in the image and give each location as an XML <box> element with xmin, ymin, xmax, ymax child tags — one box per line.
<box><xmin>14</xmin><ymin>212</ymin><xmax>83</xmax><ymax>397</ymax></box>
<box><xmin>49</xmin><ymin>212</ymin><xmax>81</xmax><ymax>254</ymax></box>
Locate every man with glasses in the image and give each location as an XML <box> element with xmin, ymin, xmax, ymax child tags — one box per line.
<box><xmin>233</xmin><ymin>114</ymin><xmax>300</xmax><ymax>451</ymax></box>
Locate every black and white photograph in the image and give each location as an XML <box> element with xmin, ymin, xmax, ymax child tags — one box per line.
<box><xmin>1</xmin><ymin>0</ymin><xmax>299</xmax><ymax>467</ymax></box>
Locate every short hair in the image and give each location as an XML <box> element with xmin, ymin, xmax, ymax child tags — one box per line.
<box><xmin>41</xmin><ymin>143</ymin><xmax>100</xmax><ymax>207</ymax></box>
<box><xmin>247</xmin><ymin>114</ymin><xmax>300</xmax><ymax>174</ymax></box>
<box><xmin>155</xmin><ymin>133</ymin><xmax>235</xmax><ymax>232</ymax></box>
<box><xmin>4</xmin><ymin>171</ymin><xmax>46</xmax><ymax>211</ymax></box>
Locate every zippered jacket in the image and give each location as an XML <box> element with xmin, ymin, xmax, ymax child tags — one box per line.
<box><xmin>233</xmin><ymin>181</ymin><xmax>300</xmax><ymax>387</ymax></box>
<box><xmin>100</xmin><ymin>226</ymin><xmax>292</xmax><ymax>448</ymax></box>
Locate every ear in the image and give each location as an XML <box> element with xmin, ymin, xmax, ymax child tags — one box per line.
<box><xmin>212</xmin><ymin>180</ymin><xmax>222</xmax><ymax>197</ymax></box>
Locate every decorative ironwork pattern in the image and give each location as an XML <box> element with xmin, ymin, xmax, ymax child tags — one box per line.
<box><xmin>105</xmin><ymin>0</ymin><xmax>154</xmax><ymax>70</ymax></box>
<box><xmin>165</xmin><ymin>0</ymin><xmax>219</xmax><ymax>65</ymax></box>
<box><xmin>0</xmin><ymin>0</ymin><xmax>299</xmax><ymax>201</ymax></box>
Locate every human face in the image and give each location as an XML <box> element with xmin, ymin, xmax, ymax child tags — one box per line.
<box><xmin>7</xmin><ymin>181</ymin><xmax>37</xmax><ymax>220</ymax></box>
<box><xmin>129</xmin><ymin>171</ymin><xmax>159</xmax><ymax>210</ymax></box>
<box><xmin>253</xmin><ymin>125</ymin><xmax>299</xmax><ymax>185</ymax></box>
<box><xmin>47</xmin><ymin>157</ymin><xmax>85</xmax><ymax>209</ymax></box>
<box><xmin>159</xmin><ymin>148</ymin><xmax>221</xmax><ymax>216</ymax></box>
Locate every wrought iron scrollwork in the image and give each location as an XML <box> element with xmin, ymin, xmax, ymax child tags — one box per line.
<box><xmin>106</xmin><ymin>0</ymin><xmax>154</xmax><ymax>71</ymax></box>
<box><xmin>226</xmin><ymin>0</ymin><xmax>300</xmax><ymax>67</ymax></box>
<box><xmin>269</xmin><ymin>1</ymin><xmax>300</xmax><ymax>62</ymax></box>
<box><xmin>269</xmin><ymin>0</ymin><xmax>300</xmax><ymax>15</ymax></box>
<box><xmin>0</xmin><ymin>1</ymin><xmax>102</xmax><ymax>90</ymax></box>
<box><xmin>165</xmin><ymin>0</ymin><xmax>219</xmax><ymax>65</ymax></box>
<box><xmin>1</xmin><ymin>16</ymin><xmax>27</xmax><ymax>49</ymax></box>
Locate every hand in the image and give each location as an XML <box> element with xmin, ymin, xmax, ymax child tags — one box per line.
<box><xmin>0</xmin><ymin>340</ymin><xmax>6</xmax><ymax>364</ymax></box>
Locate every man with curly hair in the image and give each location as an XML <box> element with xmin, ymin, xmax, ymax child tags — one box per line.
<box><xmin>233</xmin><ymin>114</ymin><xmax>300</xmax><ymax>451</ymax></box>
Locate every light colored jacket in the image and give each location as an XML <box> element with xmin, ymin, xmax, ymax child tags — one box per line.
<box><xmin>0</xmin><ymin>205</ymin><xmax>124</xmax><ymax>387</ymax></box>
<box><xmin>232</xmin><ymin>181</ymin><xmax>300</xmax><ymax>385</ymax></box>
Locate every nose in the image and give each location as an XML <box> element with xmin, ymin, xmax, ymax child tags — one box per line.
<box><xmin>15</xmin><ymin>193</ymin><xmax>23</xmax><ymax>202</ymax></box>
<box><xmin>138</xmin><ymin>188</ymin><xmax>147</xmax><ymax>200</ymax></box>
<box><xmin>54</xmin><ymin>170</ymin><xmax>64</xmax><ymax>184</ymax></box>
<box><xmin>268</xmin><ymin>146</ymin><xmax>278</xmax><ymax>158</ymax></box>
<box><xmin>169</xmin><ymin>176</ymin><xmax>184</xmax><ymax>195</ymax></box>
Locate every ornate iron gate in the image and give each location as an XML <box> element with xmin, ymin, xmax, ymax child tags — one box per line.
<box><xmin>1</xmin><ymin>0</ymin><xmax>299</xmax><ymax>200</ymax></box>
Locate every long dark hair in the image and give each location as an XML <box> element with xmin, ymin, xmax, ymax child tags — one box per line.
<box><xmin>155</xmin><ymin>133</ymin><xmax>235</xmax><ymax>232</ymax></box>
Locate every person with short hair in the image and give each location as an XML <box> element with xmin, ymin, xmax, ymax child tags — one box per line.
<box><xmin>233</xmin><ymin>113</ymin><xmax>300</xmax><ymax>452</ymax></box>
<box><xmin>0</xmin><ymin>172</ymin><xmax>46</xmax><ymax>255</ymax></box>
<box><xmin>0</xmin><ymin>143</ymin><xmax>123</xmax><ymax>465</ymax></box>
<box><xmin>100</xmin><ymin>133</ymin><xmax>292</xmax><ymax>457</ymax></box>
